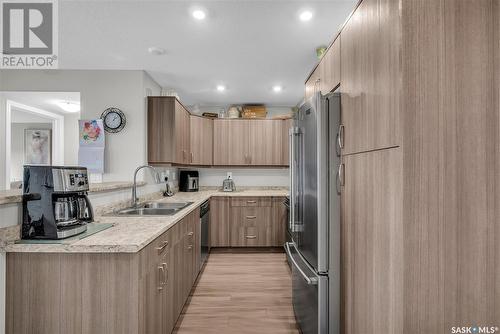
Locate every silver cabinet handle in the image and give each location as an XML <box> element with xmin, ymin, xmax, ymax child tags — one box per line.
<box><xmin>245</xmin><ymin>235</ymin><xmax>257</xmax><ymax>239</ymax></box>
<box><xmin>338</xmin><ymin>124</ymin><xmax>344</xmax><ymax>150</ymax></box>
<box><xmin>284</xmin><ymin>242</ymin><xmax>318</xmax><ymax>285</ymax></box>
<box><xmin>187</xmin><ymin>231</ymin><xmax>194</xmax><ymax>236</ymax></box>
<box><xmin>162</xmin><ymin>263</ymin><xmax>168</xmax><ymax>286</ymax></box>
<box><xmin>336</xmin><ymin>163</ymin><xmax>344</xmax><ymax>195</ymax></box>
<box><xmin>156</xmin><ymin>240</ymin><xmax>169</xmax><ymax>254</ymax></box>
<box><xmin>245</xmin><ymin>215</ymin><xmax>257</xmax><ymax>219</ymax></box>
<box><xmin>246</xmin><ymin>200</ymin><xmax>257</xmax><ymax>204</ymax></box>
<box><xmin>190</xmin><ymin>152</ymin><xmax>194</xmax><ymax>163</ymax></box>
<box><xmin>157</xmin><ymin>265</ymin><xmax>164</xmax><ymax>290</ymax></box>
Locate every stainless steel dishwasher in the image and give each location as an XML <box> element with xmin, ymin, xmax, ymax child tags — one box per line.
<box><xmin>200</xmin><ymin>200</ymin><xmax>210</xmax><ymax>267</ymax></box>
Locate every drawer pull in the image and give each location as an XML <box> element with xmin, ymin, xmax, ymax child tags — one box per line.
<box><xmin>245</xmin><ymin>215</ymin><xmax>257</xmax><ymax>219</ymax></box>
<box><xmin>162</xmin><ymin>263</ymin><xmax>168</xmax><ymax>286</ymax></box>
<box><xmin>156</xmin><ymin>240</ymin><xmax>169</xmax><ymax>254</ymax></box>
<box><xmin>246</xmin><ymin>200</ymin><xmax>257</xmax><ymax>204</ymax></box>
<box><xmin>245</xmin><ymin>235</ymin><xmax>257</xmax><ymax>239</ymax></box>
<box><xmin>157</xmin><ymin>265</ymin><xmax>164</xmax><ymax>291</ymax></box>
<box><xmin>187</xmin><ymin>232</ymin><xmax>194</xmax><ymax>236</ymax></box>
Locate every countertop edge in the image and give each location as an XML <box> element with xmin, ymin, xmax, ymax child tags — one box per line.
<box><xmin>1</xmin><ymin>190</ymin><xmax>288</xmax><ymax>254</ymax></box>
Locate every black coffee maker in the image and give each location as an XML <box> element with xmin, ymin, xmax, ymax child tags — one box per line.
<box><xmin>22</xmin><ymin>165</ymin><xmax>93</xmax><ymax>239</ymax></box>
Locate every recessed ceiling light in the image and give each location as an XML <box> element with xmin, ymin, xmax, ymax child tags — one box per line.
<box><xmin>299</xmin><ymin>10</ymin><xmax>313</xmax><ymax>22</ymax></box>
<box><xmin>192</xmin><ymin>9</ymin><xmax>206</xmax><ymax>20</ymax></box>
<box><xmin>55</xmin><ymin>101</ymin><xmax>80</xmax><ymax>113</ymax></box>
<box><xmin>216</xmin><ymin>85</ymin><xmax>226</xmax><ymax>92</ymax></box>
<box><xmin>148</xmin><ymin>47</ymin><xmax>166</xmax><ymax>55</ymax></box>
<box><xmin>273</xmin><ymin>85</ymin><xmax>283</xmax><ymax>93</ymax></box>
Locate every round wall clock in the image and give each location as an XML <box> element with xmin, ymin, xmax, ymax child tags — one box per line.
<box><xmin>101</xmin><ymin>107</ymin><xmax>126</xmax><ymax>133</ymax></box>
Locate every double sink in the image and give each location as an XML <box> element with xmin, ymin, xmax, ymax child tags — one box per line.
<box><xmin>110</xmin><ymin>201</ymin><xmax>194</xmax><ymax>216</ymax></box>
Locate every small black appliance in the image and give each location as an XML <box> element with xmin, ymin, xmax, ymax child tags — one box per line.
<box><xmin>179</xmin><ymin>170</ymin><xmax>199</xmax><ymax>192</ymax></box>
<box><xmin>22</xmin><ymin>165</ymin><xmax>94</xmax><ymax>239</ymax></box>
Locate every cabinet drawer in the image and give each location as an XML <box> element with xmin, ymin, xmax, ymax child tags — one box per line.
<box><xmin>230</xmin><ymin>206</ymin><xmax>271</xmax><ymax>246</ymax></box>
<box><xmin>230</xmin><ymin>197</ymin><xmax>272</xmax><ymax>207</ymax></box>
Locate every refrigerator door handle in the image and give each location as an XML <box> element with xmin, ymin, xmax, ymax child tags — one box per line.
<box><xmin>285</xmin><ymin>242</ymin><xmax>318</xmax><ymax>285</ymax></box>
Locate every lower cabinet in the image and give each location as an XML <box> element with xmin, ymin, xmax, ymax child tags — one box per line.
<box><xmin>6</xmin><ymin>208</ymin><xmax>202</xmax><ymax>334</ymax></box>
<box><xmin>211</xmin><ymin>196</ymin><xmax>286</xmax><ymax>248</ymax></box>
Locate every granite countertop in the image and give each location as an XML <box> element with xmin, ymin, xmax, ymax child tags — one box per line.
<box><xmin>1</xmin><ymin>189</ymin><xmax>288</xmax><ymax>254</ymax></box>
<box><xmin>0</xmin><ymin>181</ymin><xmax>147</xmax><ymax>205</ymax></box>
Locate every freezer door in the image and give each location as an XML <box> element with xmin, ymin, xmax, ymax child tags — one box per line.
<box><xmin>295</xmin><ymin>92</ymin><xmax>329</xmax><ymax>272</ymax></box>
<box><xmin>286</xmin><ymin>242</ymin><xmax>328</xmax><ymax>334</ymax></box>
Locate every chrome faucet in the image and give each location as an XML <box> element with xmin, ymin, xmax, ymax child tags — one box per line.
<box><xmin>132</xmin><ymin>165</ymin><xmax>161</xmax><ymax>207</ymax></box>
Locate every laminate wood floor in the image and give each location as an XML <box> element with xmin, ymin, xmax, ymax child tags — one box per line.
<box><xmin>173</xmin><ymin>251</ymin><xmax>300</xmax><ymax>334</ymax></box>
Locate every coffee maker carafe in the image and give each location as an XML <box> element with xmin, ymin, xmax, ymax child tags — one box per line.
<box><xmin>22</xmin><ymin>166</ymin><xmax>93</xmax><ymax>239</ymax></box>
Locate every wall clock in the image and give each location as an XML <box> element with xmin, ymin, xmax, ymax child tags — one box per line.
<box><xmin>101</xmin><ymin>107</ymin><xmax>126</xmax><ymax>133</ymax></box>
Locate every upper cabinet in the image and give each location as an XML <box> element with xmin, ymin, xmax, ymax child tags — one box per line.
<box><xmin>213</xmin><ymin>119</ymin><xmax>248</xmax><ymax>165</ymax></box>
<box><xmin>148</xmin><ymin>96</ymin><xmax>190</xmax><ymax>164</ymax></box>
<box><xmin>340</xmin><ymin>0</ymin><xmax>400</xmax><ymax>155</ymax></box>
<box><xmin>304</xmin><ymin>37</ymin><xmax>341</xmax><ymax>100</ymax></box>
<box><xmin>213</xmin><ymin>119</ymin><xmax>287</xmax><ymax>166</ymax></box>
<box><xmin>320</xmin><ymin>37</ymin><xmax>341</xmax><ymax>94</ymax></box>
<box><xmin>148</xmin><ymin>96</ymin><xmax>290</xmax><ymax>167</ymax></box>
<box><xmin>305</xmin><ymin>64</ymin><xmax>321</xmax><ymax>100</ymax></box>
<box><xmin>189</xmin><ymin>116</ymin><xmax>213</xmax><ymax>165</ymax></box>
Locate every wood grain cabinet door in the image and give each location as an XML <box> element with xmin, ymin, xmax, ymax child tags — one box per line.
<box><xmin>209</xmin><ymin>197</ymin><xmax>231</xmax><ymax>247</ymax></box>
<box><xmin>305</xmin><ymin>64</ymin><xmax>321</xmax><ymax>100</ymax></box>
<box><xmin>190</xmin><ymin>116</ymin><xmax>213</xmax><ymax>165</ymax></box>
<box><xmin>321</xmin><ymin>37</ymin><xmax>341</xmax><ymax>94</ymax></box>
<box><xmin>340</xmin><ymin>0</ymin><xmax>400</xmax><ymax>155</ymax></box>
<box><xmin>341</xmin><ymin>148</ymin><xmax>403</xmax><ymax>334</ymax></box>
<box><xmin>281</xmin><ymin>119</ymin><xmax>292</xmax><ymax>166</ymax></box>
<box><xmin>174</xmin><ymin>101</ymin><xmax>190</xmax><ymax>164</ymax></box>
<box><xmin>247</xmin><ymin>120</ymin><xmax>283</xmax><ymax>165</ymax></box>
<box><xmin>213</xmin><ymin>120</ymin><xmax>248</xmax><ymax>165</ymax></box>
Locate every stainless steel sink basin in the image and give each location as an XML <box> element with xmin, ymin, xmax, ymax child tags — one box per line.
<box><xmin>143</xmin><ymin>201</ymin><xmax>193</xmax><ymax>210</ymax></box>
<box><xmin>115</xmin><ymin>207</ymin><xmax>178</xmax><ymax>216</ymax></box>
<box><xmin>110</xmin><ymin>201</ymin><xmax>194</xmax><ymax>216</ymax></box>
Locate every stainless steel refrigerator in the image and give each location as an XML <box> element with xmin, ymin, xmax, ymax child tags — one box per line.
<box><xmin>285</xmin><ymin>91</ymin><xmax>340</xmax><ymax>334</ymax></box>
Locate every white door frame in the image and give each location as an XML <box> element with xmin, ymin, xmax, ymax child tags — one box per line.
<box><xmin>5</xmin><ymin>100</ymin><xmax>64</xmax><ymax>189</ymax></box>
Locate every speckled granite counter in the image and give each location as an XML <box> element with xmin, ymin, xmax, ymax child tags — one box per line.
<box><xmin>0</xmin><ymin>181</ymin><xmax>147</xmax><ymax>205</ymax></box>
<box><xmin>1</xmin><ymin>189</ymin><xmax>288</xmax><ymax>253</ymax></box>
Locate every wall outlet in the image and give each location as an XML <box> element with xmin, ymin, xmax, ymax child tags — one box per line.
<box><xmin>226</xmin><ymin>172</ymin><xmax>232</xmax><ymax>179</ymax></box>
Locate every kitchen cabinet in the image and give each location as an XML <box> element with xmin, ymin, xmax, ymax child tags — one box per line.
<box><xmin>213</xmin><ymin>119</ymin><xmax>248</xmax><ymax>165</ymax></box>
<box><xmin>209</xmin><ymin>197</ymin><xmax>231</xmax><ymax>247</ymax></box>
<box><xmin>148</xmin><ymin>96</ymin><xmax>190</xmax><ymax>165</ymax></box>
<box><xmin>339</xmin><ymin>0</ymin><xmax>400</xmax><ymax>155</ymax></box>
<box><xmin>247</xmin><ymin>120</ymin><xmax>283</xmax><ymax>165</ymax></box>
<box><xmin>213</xmin><ymin>119</ymin><xmax>285</xmax><ymax>166</ymax></box>
<box><xmin>281</xmin><ymin>118</ymin><xmax>292</xmax><ymax>165</ymax></box>
<box><xmin>320</xmin><ymin>37</ymin><xmax>341</xmax><ymax>94</ymax></box>
<box><xmin>305</xmin><ymin>62</ymin><xmax>321</xmax><ymax>100</ymax></box>
<box><xmin>230</xmin><ymin>206</ymin><xmax>271</xmax><ymax>247</ymax></box>
<box><xmin>341</xmin><ymin>148</ymin><xmax>403</xmax><ymax>334</ymax></box>
<box><xmin>210</xmin><ymin>196</ymin><xmax>286</xmax><ymax>248</ymax></box>
<box><xmin>189</xmin><ymin>115</ymin><xmax>213</xmax><ymax>165</ymax></box>
<box><xmin>304</xmin><ymin>37</ymin><xmax>341</xmax><ymax>100</ymax></box>
<box><xmin>6</xmin><ymin>207</ymin><xmax>202</xmax><ymax>334</ymax></box>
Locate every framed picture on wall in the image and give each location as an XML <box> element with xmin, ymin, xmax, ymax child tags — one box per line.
<box><xmin>24</xmin><ymin>129</ymin><xmax>52</xmax><ymax>165</ymax></box>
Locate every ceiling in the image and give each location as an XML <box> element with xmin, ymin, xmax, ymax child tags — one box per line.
<box><xmin>58</xmin><ymin>0</ymin><xmax>356</xmax><ymax>106</ymax></box>
<box><xmin>1</xmin><ymin>91</ymin><xmax>80</xmax><ymax>116</ymax></box>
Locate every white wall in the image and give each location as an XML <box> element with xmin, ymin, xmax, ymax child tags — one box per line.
<box><xmin>195</xmin><ymin>167</ymin><xmax>289</xmax><ymax>188</ymax></box>
<box><xmin>0</xmin><ymin>70</ymin><xmax>162</xmax><ymax>184</ymax></box>
<box><xmin>10</xmin><ymin>122</ymin><xmax>52</xmax><ymax>182</ymax></box>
